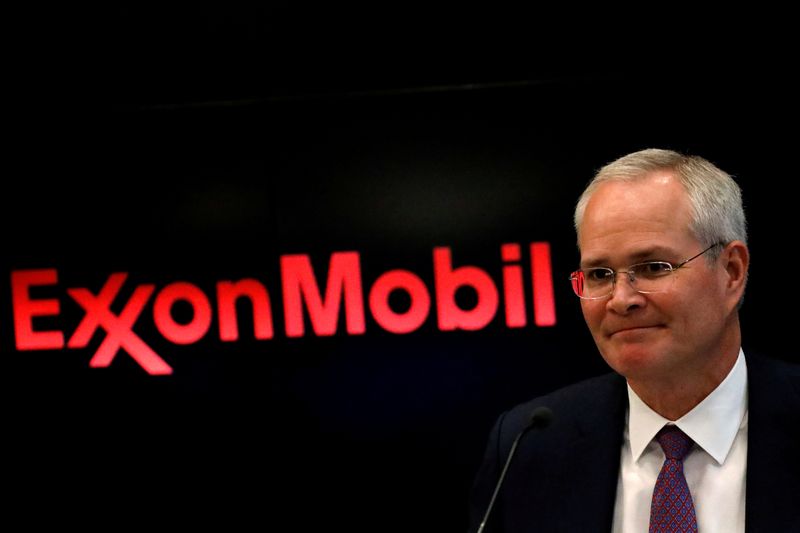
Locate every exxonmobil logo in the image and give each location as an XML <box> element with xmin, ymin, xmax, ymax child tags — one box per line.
<box><xmin>10</xmin><ymin>243</ymin><xmax>555</xmax><ymax>376</ymax></box>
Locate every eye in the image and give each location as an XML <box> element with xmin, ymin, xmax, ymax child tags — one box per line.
<box><xmin>586</xmin><ymin>268</ymin><xmax>613</xmax><ymax>282</ymax></box>
<box><xmin>635</xmin><ymin>262</ymin><xmax>673</xmax><ymax>278</ymax></box>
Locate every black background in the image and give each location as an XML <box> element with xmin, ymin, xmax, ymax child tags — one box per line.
<box><xmin>4</xmin><ymin>8</ymin><xmax>798</xmax><ymax>531</ymax></box>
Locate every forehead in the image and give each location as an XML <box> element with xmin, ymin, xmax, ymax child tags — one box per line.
<box><xmin>578</xmin><ymin>173</ymin><xmax>698</xmax><ymax>265</ymax></box>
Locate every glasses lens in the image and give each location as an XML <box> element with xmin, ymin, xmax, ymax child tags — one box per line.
<box><xmin>570</xmin><ymin>271</ymin><xmax>585</xmax><ymax>297</ymax></box>
<box><xmin>572</xmin><ymin>268</ymin><xmax>614</xmax><ymax>299</ymax></box>
<box><xmin>571</xmin><ymin>263</ymin><xmax>678</xmax><ymax>299</ymax></box>
<box><xmin>628</xmin><ymin>262</ymin><xmax>674</xmax><ymax>293</ymax></box>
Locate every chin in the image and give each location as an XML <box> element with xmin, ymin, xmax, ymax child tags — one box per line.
<box><xmin>601</xmin><ymin>343</ymin><xmax>667</xmax><ymax>380</ymax></box>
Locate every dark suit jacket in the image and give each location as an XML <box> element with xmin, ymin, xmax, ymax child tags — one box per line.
<box><xmin>468</xmin><ymin>354</ymin><xmax>800</xmax><ymax>532</ymax></box>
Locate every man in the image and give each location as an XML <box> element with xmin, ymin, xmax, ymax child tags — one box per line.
<box><xmin>469</xmin><ymin>149</ymin><xmax>799</xmax><ymax>532</ymax></box>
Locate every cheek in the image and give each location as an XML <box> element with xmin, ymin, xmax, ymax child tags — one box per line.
<box><xmin>580</xmin><ymin>301</ymin><xmax>604</xmax><ymax>330</ymax></box>
<box><xmin>662</xmin><ymin>277</ymin><xmax>723</xmax><ymax>335</ymax></box>
<box><xmin>685</xmin><ymin>291</ymin><xmax>726</xmax><ymax>330</ymax></box>
<box><xmin>676</xmin><ymin>273</ymin><xmax>723</xmax><ymax>313</ymax></box>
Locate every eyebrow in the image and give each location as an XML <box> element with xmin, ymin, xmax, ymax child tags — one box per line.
<box><xmin>581</xmin><ymin>246</ymin><xmax>682</xmax><ymax>268</ymax></box>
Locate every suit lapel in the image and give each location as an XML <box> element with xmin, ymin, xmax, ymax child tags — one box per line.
<box><xmin>550</xmin><ymin>375</ymin><xmax>627</xmax><ymax>532</ymax></box>
<box><xmin>744</xmin><ymin>355</ymin><xmax>800</xmax><ymax>532</ymax></box>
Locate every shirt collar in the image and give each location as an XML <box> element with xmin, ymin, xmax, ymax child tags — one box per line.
<box><xmin>627</xmin><ymin>349</ymin><xmax>748</xmax><ymax>465</ymax></box>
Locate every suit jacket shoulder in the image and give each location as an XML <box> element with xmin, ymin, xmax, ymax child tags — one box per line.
<box><xmin>469</xmin><ymin>372</ymin><xmax>627</xmax><ymax>533</ymax></box>
<box><xmin>744</xmin><ymin>354</ymin><xmax>800</xmax><ymax>532</ymax></box>
<box><xmin>469</xmin><ymin>355</ymin><xmax>800</xmax><ymax>533</ymax></box>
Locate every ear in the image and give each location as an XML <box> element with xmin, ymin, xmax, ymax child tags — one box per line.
<box><xmin>721</xmin><ymin>240</ymin><xmax>749</xmax><ymax>309</ymax></box>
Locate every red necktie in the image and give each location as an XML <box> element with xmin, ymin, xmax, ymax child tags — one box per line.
<box><xmin>649</xmin><ymin>425</ymin><xmax>698</xmax><ymax>532</ymax></box>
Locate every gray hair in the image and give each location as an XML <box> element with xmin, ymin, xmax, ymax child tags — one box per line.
<box><xmin>574</xmin><ymin>148</ymin><xmax>747</xmax><ymax>261</ymax></box>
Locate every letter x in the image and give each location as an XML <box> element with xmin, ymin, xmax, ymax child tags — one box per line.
<box><xmin>67</xmin><ymin>273</ymin><xmax>173</xmax><ymax>375</ymax></box>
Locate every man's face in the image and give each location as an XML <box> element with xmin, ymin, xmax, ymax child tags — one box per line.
<box><xmin>578</xmin><ymin>172</ymin><xmax>736</xmax><ymax>384</ymax></box>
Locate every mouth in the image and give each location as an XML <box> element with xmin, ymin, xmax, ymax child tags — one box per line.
<box><xmin>609</xmin><ymin>325</ymin><xmax>663</xmax><ymax>337</ymax></box>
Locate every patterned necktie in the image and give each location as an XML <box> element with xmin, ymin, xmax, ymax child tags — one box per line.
<box><xmin>649</xmin><ymin>425</ymin><xmax>698</xmax><ymax>533</ymax></box>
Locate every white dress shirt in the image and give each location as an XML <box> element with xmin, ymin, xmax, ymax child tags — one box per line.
<box><xmin>611</xmin><ymin>349</ymin><xmax>748</xmax><ymax>533</ymax></box>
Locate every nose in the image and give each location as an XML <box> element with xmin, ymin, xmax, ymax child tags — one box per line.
<box><xmin>616</xmin><ymin>269</ymin><xmax>636</xmax><ymax>285</ymax></box>
<box><xmin>606</xmin><ymin>271</ymin><xmax>645</xmax><ymax>314</ymax></box>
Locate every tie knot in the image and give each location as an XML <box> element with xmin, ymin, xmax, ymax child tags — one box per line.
<box><xmin>655</xmin><ymin>425</ymin><xmax>693</xmax><ymax>461</ymax></box>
